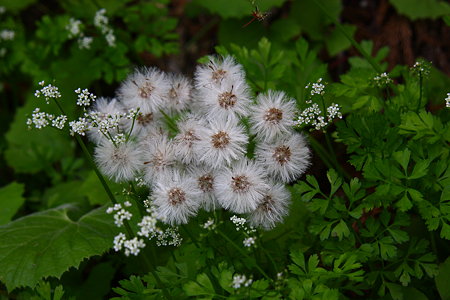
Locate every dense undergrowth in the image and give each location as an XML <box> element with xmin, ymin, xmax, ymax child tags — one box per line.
<box><xmin>1</xmin><ymin>0</ymin><xmax>450</xmax><ymax>299</ymax></box>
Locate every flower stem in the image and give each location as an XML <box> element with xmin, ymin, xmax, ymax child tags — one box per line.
<box><xmin>417</xmin><ymin>72</ymin><xmax>423</xmax><ymax>112</ymax></box>
<box><xmin>216</xmin><ymin>230</ymin><xmax>272</xmax><ymax>282</ymax></box>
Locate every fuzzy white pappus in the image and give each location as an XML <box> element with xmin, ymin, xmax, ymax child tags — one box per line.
<box><xmin>255</xmin><ymin>132</ymin><xmax>311</xmax><ymax>183</ymax></box>
<box><xmin>249</xmin><ymin>90</ymin><xmax>296</xmax><ymax>142</ymax></box>
<box><xmin>215</xmin><ymin>158</ymin><xmax>269</xmax><ymax>213</ymax></box>
<box><xmin>118</xmin><ymin>67</ymin><xmax>169</xmax><ymax>114</ymax></box>
<box><xmin>152</xmin><ymin>170</ymin><xmax>201</xmax><ymax>225</ymax></box>
<box><xmin>247</xmin><ymin>181</ymin><xmax>291</xmax><ymax>230</ymax></box>
<box><xmin>123</xmin><ymin>110</ymin><xmax>164</xmax><ymax>138</ymax></box>
<box><xmin>194</xmin><ymin>55</ymin><xmax>246</xmax><ymax>89</ymax></box>
<box><xmin>94</xmin><ymin>141</ymin><xmax>143</xmax><ymax>182</ymax></box>
<box><xmin>197</xmin><ymin>79</ymin><xmax>251</xmax><ymax>120</ymax></box>
<box><xmin>195</xmin><ymin>116</ymin><xmax>248</xmax><ymax>169</ymax></box>
<box><xmin>188</xmin><ymin>164</ymin><xmax>219</xmax><ymax>211</ymax></box>
<box><xmin>140</xmin><ymin>133</ymin><xmax>178</xmax><ymax>185</ymax></box>
<box><xmin>163</xmin><ymin>74</ymin><xmax>192</xmax><ymax>113</ymax></box>
<box><xmin>173</xmin><ymin>114</ymin><xmax>205</xmax><ymax>164</ymax></box>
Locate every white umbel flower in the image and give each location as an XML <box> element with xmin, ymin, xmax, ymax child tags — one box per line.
<box><xmin>173</xmin><ymin>115</ymin><xmax>205</xmax><ymax>164</ymax></box>
<box><xmin>118</xmin><ymin>67</ymin><xmax>169</xmax><ymax>114</ymax></box>
<box><xmin>255</xmin><ymin>133</ymin><xmax>310</xmax><ymax>183</ymax></box>
<box><xmin>249</xmin><ymin>90</ymin><xmax>296</xmax><ymax>142</ymax></box>
<box><xmin>194</xmin><ymin>55</ymin><xmax>246</xmax><ymax>89</ymax></box>
<box><xmin>197</xmin><ymin>80</ymin><xmax>251</xmax><ymax>120</ymax></box>
<box><xmin>215</xmin><ymin>159</ymin><xmax>269</xmax><ymax>213</ymax></box>
<box><xmin>94</xmin><ymin>141</ymin><xmax>142</xmax><ymax>182</ymax></box>
<box><xmin>195</xmin><ymin>117</ymin><xmax>248</xmax><ymax>169</ymax></box>
<box><xmin>152</xmin><ymin>170</ymin><xmax>201</xmax><ymax>225</ymax></box>
<box><xmin>87</xmin><ymin>97</ymin><xmax>125</xmax><ymax>144</ymax></box>
<box><xmin>247</xmin><ymin>181</ymin><xmax>291</xmax><ymax>230</ymax></box>
<box><xmin>188</xmin><ymin>164</ymin><xmax>219</xmax><ymax>211</ymax></box>
<box><xmin>141</xmin><ymin>133</ymin><xmax>177</xmax><ymax>185</ymax></box>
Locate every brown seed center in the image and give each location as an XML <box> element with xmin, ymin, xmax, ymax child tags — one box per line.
<box><xmin>260</xmin><ymin>195</ymin><xmax>274</xmax><ymax>212</ymax></box>
<box><xmin>212</xmin><ymin>69</ymin><xmax>227</xmax><ymax>83</ymax></box>
<box><xmin>136</xmin><ymin>113</ymin><xmax>154</xmax><ymax>125</ymax></box>
<box><xmin>168</xmin><ymin>87</ymin><xmax>178</xmax><ymax>99</ymax></box>
<box><xmin>218</xmin><ymin>91</ymin><xmax>237</xmax><ymax>109</ymax></box>
<box><xmin>211</xmin><ymin>131</ymin><xmax>230</xmax><ymax>149</ymax></box>
<box><xmin>138</xmin><ymin>81</ymin><xmax>154</xmax><ymax>99</ymax></box>
<box><xmin>168</xmin><ymin>188</ymin><xmax>186</xmax><ymax>205</ymax></box>
<box><xmin>273</xmin><ymin>145</ymin><xmax>291</xmax><ymax>165</ymax></box>
<box><xmin>198</xmin><ymin>174</ymin><xmax>214</xmax><ymax>192</ymax></box>
<box><xmin>264</xmin><ymin>107</ymin><xmax>283</xmax><ymax>124</ymax></box>
<box><xmin>231</xmin><ymin>175</ymin><xmax>251</xmax><ymax>193</ymax></box>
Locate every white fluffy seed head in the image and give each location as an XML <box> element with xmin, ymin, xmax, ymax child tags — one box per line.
<box><xmin>173</xmin><ymin>114</ymin><xmax>205</xmax><ymax>164</ymax></box>
<box><xmin>194</xmin><ymin>55</ymin><xmax>246</xmax><ymax>89</ymax></box>
<box><xmin>152</xmin><ymin>170</ymin><xmax>201</xmax><ymax>225</ymax></box>
<box><xmin>215</xmin><ymin>158</ymin><xmax>269</xmax><ymax>213</ymax></box>
<box><xmin>164</xmin><ymin>74</ymin><xmax>192</xmax><ymax>113</ymax></box>
<box><xmin>197</xmin><ymin>80</ymin><xmax>251</xmax><ymax>120</ymax></box>
<box><xmin>94</xmin><ymin>141</ymin><xmax>142</xmax><ymax>182</ymax></box>
<box><xmin>195</xmin><ymin>116</ymin><xmax>248</xmax><ymax>169</ymax></box>
<box><xmin>188</xmin><ymin>164</ymin><xmax>219</xmax><ymax>211</ymax></box>
<box><xmin>247</xmin><ymin>181</ymin><xmax>291</xmax><ymax>230</ymax></box>
<box><xmin>118</xmin><ymin>67</ymin><xmax>169</xmax><ymax>114</ymax></box>
<box><xmin>255</xmin><ymin>132</ymin><xmax>311</xmax><ymax>183</ymax></box>
<box><xmin>249</xmin><ymin>90</ymin><xmax>296</xmax><ymax>142</ymax></box>
<box><xmin>140</xmin><ymin>133</ymin><xmax>178</xmax><ymax>185</ymax></box>
<box><xmin>123</xmin><ymin>110</ymin><xmax>165</xmax><ymax>138</ymax></box>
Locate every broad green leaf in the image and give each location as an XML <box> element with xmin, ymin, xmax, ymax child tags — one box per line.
<box><xmin>0</xmin><ymin>205</ymin><xmax>118</xmax><ymax>291</ymax></box>
<box><xmin>409</xmin><ymin>160</ymin><xmax>430</xmax><ymax>179</ymax></box>
<box><xmin>390</xmin><ymin>0</ymin><xmax>450</xmax><ymax>20</ymax></box>
<box><xmin>436</xmin><ymin>257</ymin><xmax>450</xmax><ymax>300</ymax></box>
<box><xmin>0</xmin><ymin>182</ymin><xmax>25</xmax><ymax>225</ymax></box>
<box><xmin>183</xmin><ymin>273</ymin><xmax>214</xmax><ymax>297</ymax></box>
<box><xmin>325</xmin><ymin>24</ymin><xmax>357</xmax><ymax>56</ymax></box>
<box><xmin>393</xmin><ymin>149</ymin><xmax>411</xmax><ymax>172</ymax></box>
<box><xmin>331</xmin><ymin>220</ymin><xmax>350</xmax><ymax>241</ymax></box>
<box><xmin>327</xmin><ymin>169</ymin><xmax>343</xmax><ymax>197</ymax></box>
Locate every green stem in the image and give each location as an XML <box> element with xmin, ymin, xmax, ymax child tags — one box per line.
<box><xmin>417</xmin><ymin>72</ymin><xmax>423</xmax><ymax>112</ymax></box>
<box><xmin>216</xmin><ymin>230</ymin><xmax>272</xmax><ymax>281</ymax></box>
<box><xmin>312</xmin><ymin>0</ymin><xmax>382</xmax><ymax>73</ymax></box>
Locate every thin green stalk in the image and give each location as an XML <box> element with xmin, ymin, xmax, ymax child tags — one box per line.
<box><xmin>417</xmin><ymin>72</ymin><xmax>423</xmax><ymax>112</ymax></box>
<box><xmin>257</xmin><ymin>239</ymin><xmax>278</xmax><ymax>274</ymax></box>
<box><xmin>312</xmin><ymin>0</ymin><xmax>382</xmax><ymax>73</ymax></box>
<box><xmin>217</xmin><ymin>230</ymin><xmax>272</xmax><ymax>281</ymax></box>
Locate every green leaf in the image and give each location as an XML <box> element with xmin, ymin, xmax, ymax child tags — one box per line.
<box><xmin>327</xmin><ymin>169</ymin><xmax>343</xmax><ymax>197</ymax></box>
<box><xmin>393</xmin><ymin>149</ymin><xmax>411</xmax><ymax>173</ymax></box>
<box><xmin>331</xmin><ymin>220</ymin><xmax>350</xmax><ymax>241</ymax></box>
<box><xmin>390</xmin><ymin>0</ymin><xmax>450</xmax><ymax>20</ymax></box>
<box><xmin>325</xmin><ymin>24</ymin><xmax>357</xmax><ymax>56</ymax></box>
<box><xmin>409</xmin><ymin>160</ymin><xmax>430</xmax><ymax>179</ymax></box>
<box><xmin>183</xmin><ymin>273</ymin><xmax>214</xmax><ymax>297</ymax></box>
<box><xmin>0</xmin><ymin>205</ymin><xmax>118</xmax><ymax>291</ymax></box>
<box><xmin>436</xmin><ymin>257</ymin><xmax>450</xmax><ymax>300</ymax></box>
<box><xmin>0</xmin><ymin>182</ymin><xmax>25</xmax><ymax>225</ymax></box>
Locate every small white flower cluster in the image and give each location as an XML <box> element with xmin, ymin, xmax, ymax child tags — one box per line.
<box><xmin>411</xmin><ymin>59</ymin><xmax>431</xmax><ymax>77</ymax></box>
<box><xmin>34</xmin><ymin>81</ymin><xmax>61</xmax><ymax>104</ymax></box>
<box><xmin>75</xmin><ymin>88</ymin><xmax>97</xmax><ymax>107</ymax></box>
<box><xmin>113</xmin><ymin>233</ymin><xmax>146</xmax><ymax>256</ymax></box>
<box><xmin>0</xmin><ymin>6</ymin><xmax>5</xmax><ymax>14</ymax></box>
<box><xmin>294</xmin><ymin>79</ymin><xmax>342</xmax><ymax>131</ymax></box>
<box><xmin>0</xmin><ymin>29</ymin><xmax>14</xmax><ymax>41</ymax></box>
<box><xmin>26</xmin><ymin>108</ymin><xmax>68</xmax><ymax>130</ymax></box>
<box><xmin>65</xmin><ymin>8</ymin><xmax>115</xmax><ymax>49</ymax></box>
<box><xmin>106</xmin><ymin>201</ymin><xmax>133</xmax><ymax>227</ymax></box>
<box><xmin>445</xmin><ymin>93</ymin><xmax>450</xmax><ymax>108</ymax></box>
<box><xmin>373</xmin><ymin>72</ymin><xmax>392</xmax><ymax>87</ymax></box>
<box><xmin>230</xmin><ymin>215</ymin><xmax>257</xmax><ymax>248</ymax></box>
<box><xmin>94</xmin><ymin>8</ymin><xmax>116</xmax><ymax>47</ymax></box>
<box><xmin>203</xmin><ymin>218</ymin><xmax>215</xmax><ymax>230</ymax></box>
<box><xmin>65</xmin><ymin>18</ymin><xmax>93</xmax><ymax>49</ymax></box>
<box><xmin>66</xmin><ymin>18</ymin><xmax>82</xmax><ymax>38</ymax></box>
<box><xmin>87</xmin><ymin>56</ymin><xmax>310</xmax><ymax>230</ymax></box>
<box><xmin>232</xmin><ymin>274</ymin><xmax>253</xmax><ymax>289</ymax></box>
<box><xmin>306</xmin><ymin>78</ymin><xmax>325</xmax><ymax>97</ymax></box>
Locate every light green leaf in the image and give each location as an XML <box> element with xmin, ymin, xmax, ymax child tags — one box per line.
<box><xmin>0</xmin><ymin>182</ymin><xmax>25</xmax><ymax>225</ymax></box>
<box><xmin>436</xmin><ymin>257</ymin><xmax>450</xmax><ymax>300</ymax></box>
<box><xmin>390</xmin><ymin>0</ymin><xmax>450</xmax><ymax>20</ymax></box>
<box><xmin>0</xmin><ymin>205</ymin><xmax>118</xmax><ymax>292</ymax></box>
